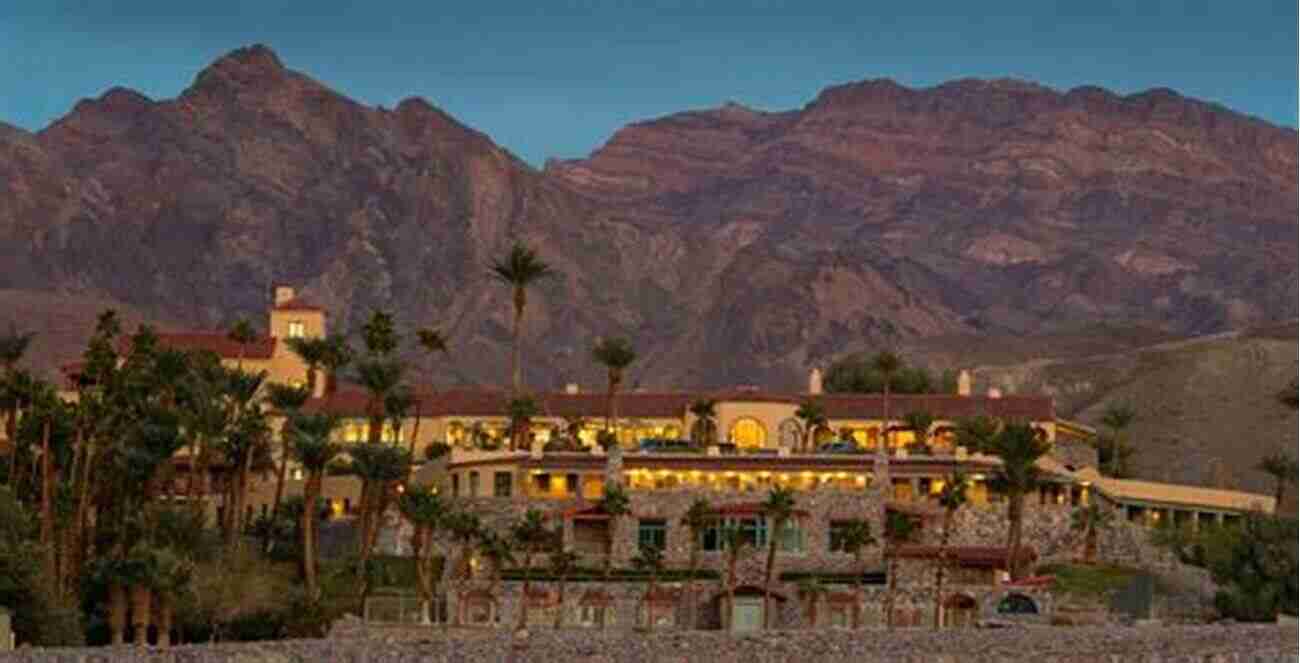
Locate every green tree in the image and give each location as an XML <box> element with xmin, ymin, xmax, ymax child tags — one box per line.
<box><xmin>264</xmin><ymin>383</ymin><xmax>311</xmax><ymax>547</ymax></box>
<box><xmin>796</xmin><ymin>576</ymin><xmax>828</xmax><ymax>629</ymax></box>
<box><xmin>509</xmin><ymin>509</ymin><xmax>553</xmax><ymax>630</ymax></box>
<box><xmin>396</xmin><ymin>484</ymin><xmax>446</xmax><ymax>624</ymax></box>
<box><xmin>346</xmin><ymin>443</ymin><xmax>411</xmax><ymax>601</ymax></box>
<box><xmin>717</xmin><ymin>525</ymin><xmax>750</xmax><ymax>632</ymax></box>
<box><xmin>873</xmin><ymin>352</ymin><xmax>902</xmax><ymax>448</ymax></box>
<box><xmin>407</xmin><ymin>327</ymin><xmax>449</xmax><ymax>470</ymax></box>
<box><xmin>631</xmin><ymin>542</ymin><xmax>666</xmax><ymax>630</ymax></box>
<box><xmin>794</xmin><ymin>399</ymin><xmax>827</xmax><ymax>452</ymax></box>
<box><xmin>1070</xmin><ymin>503</ymin><xmax>1113</xmax><ymax>564</ymax></box>
<box><xmin>824</xmin><ymin>353</ymin><xmax>939</xmax><ymax>395</ymax></box>
<box><xmin>903</xmin><ymin>411</ymin><xmax>936</xmax><ymax>454</ymax></box>
<box><xmin>490</xmin><ymin>242</ymin><xmax>554</xmax><ymax>394</ymax></box>
<box><xmin>953</xmin><ymin>416</ymin><xmax>1000</xmax><ymax>455</ymax></box>
<box><xmin>882</xmin><ymin>511</ymin><xmax>916</xmax><ymax>630</ymax></box>
<box><xmin>988</xmin><ymin>422</ymin><xmax>1051</xmax><ymax>579</ymax></box>
<box><xmin>319</xmin><ymin>333</ymin><xmax>354</xmax><ymax>402</ymax></box>
<box><xmin>1255</xmin><ymin>452</ymin><xmax>1299</xmax><ymax>511</ymax></box>
<box><xmin>443</xmin><ymin>509</ymin><xmax>482</xmax><ymax>626</ymax></box>
<box><xmin>592</xmin><ymin>337</ymin><xmax>638</xmax><ymax>438</ymax></box>
<box><xmin>680</xmin><ymin>497</ymin><xmax>712</xmax><ymax>629</ymax></box>
<box><xmin>688</xmin><ymin>399</ymin><xmax>718</xmax><ymax>447</ymax></box>
<box><xmin>506</xmin><ymin>396</ymin><xmax>539</xmax><ymax>451</ymax></box>
<box><xmin>837</xmin><ymin>519</ymin><xmax>875</xmax><ymax>629</ymax></box>
<box><xmin>0</xmin><ymin>324</ymin><xmax>35</xmax><ymax>461</ymax></box>
<box><xmin>1099</xmin><ymin>404</ymin><xmax>1136</xmax><ymax>478</ymax></box>
<box><xmin>596</xmin><ymin>481</ymin><xmax>632</xmax><ymax>624</ymax></box>
<box><xmin>226</xmin><ymin>318</ymin><xmax>257</xmax><ymax>371</ymax></box>
<box><xmin>475</xmin><ymin>529</ymin><xmax>516</xmax><ymax>624</ymax></box>
<box><xmin>932</xmin><ymin>472</ymin><xmax>969</xmax><ymax>628</ymax></box>
<box><xmin>760</xmin><ymin>486</ymin><xmax>796</xmax><ymax>629</ymax></box>
<box><xmin>285</xmin><ymin>336</ymin><xmax>330</xmax><ymax>396</ymax></box>
<box><xmin>289</xmin><ymin>413</ymin><xmax>342</xmax><ymax>602</ymax></box>
<box><xmin>547</xmin><ymin>544</ymin><xmax>579</xmax><ymax>628</ymax></box>
<box><xmin>1206</xmin><ymin>513</ymin><xmax>1298</xmax><ymax>621</ymax></box>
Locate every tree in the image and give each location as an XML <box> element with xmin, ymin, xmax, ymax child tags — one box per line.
<box><xmin>0</xmin><ymin>324</ymin><xmax>35</xmax><ymax>457</ymax></box>
<box><xmin>933</xmin><ymin>472</ymin><xmax>969</xmax><ymax>628</ymax></box>
<box><xmin>285</xmin><ymin>337</ymin><xmax>330</xmax><ymax>396</ymax></box>
<box><xmin>837</xmin><ymin>519</ymin><xmax>875</xmax><ymax>629</ymax></box>
<box><xmin>408</xmin><ymin>327</ymin><xmax>449</xmax><ymax>472</ymax></box>
<box><xmin>347</xmin><ymin>443</ymin><xmax>411</xmax><ymax>602</ymax></box>
<box><xmin>680</xmin><ymin>497</ymin><xmax>712</xmax><ymax>629</ymax></box>
<box><xmin>226</xmin><ymin>318</ymin><xmax>257</xmax><ymax>371</ymax></box>
<box><xmin>882</xmin><ymin>511</ymin><xmax>916</xmax><ymax>630</ymax></box>
<box><xmin>506</xmin><ymin>396</ymin><xmax>539</xmax><ymax>451</ymax></box>
<box><xmin>760</xmin><ymin>486</ymin><xmax>796</xmax><ymax>629</ymax></box>
<box><xmin>631</xmin><ymin>542</ymin><xmax>665</xmax><ymax>630</ymax></box>
<box><xmin>596</xmin><ymin>481</ymin><xmax>632</xmax><ymax>627</ymax></box>
<box><xmin>509</xmin><ymin>509</ymin><xmax>553</xmax><ymax>630</ymax></box>
<box><xmin>717</xmin><ymin>525</ymin><xmax>749</xmax><ymax>631</ymax></box>
<box><xmin>443</xmin><ymin>509</ymin><xmax>482</xmax><ymax>626</ymax></box>
<box><xmin>1205</xmin><ymin>513</ymin><xmax>1298</xmax><ymax>621</ymax></box>
<box><xmin>1100</xmin><ymin>404</ymin><xmax>1136</xmax><ymax>478</ymax></box>
<box><xmin>547</xmin><ymin>545</ymin><xmax>579</xmax><ymax>629</ymax></box>
<box><xmin>264</xmin><ymin>383</ymin><xmax>311</xmax><ymax>548</ymax></box>
<box><xmin>1070</xmin><ymin>503</ymin><xmax>1113</xmax><ymax>564</ymax></box>
<box><xmin>397</xmin><ymin>484</ymin><xmax>446</xmax><ymax>624</ymax></box>
<box><xmin>824</xmin><ymin>352</ymin><xmax>939</xmax><ymax>395</ymax></box>
<box><xmin>688</xmin><ymin>399</ymin><xmax>718</xmax><ymax>447</ymax></box>
<box><xmin>319</xmin><ymin>334</ymin><xmax>354</xmax><ymax>401</ymax></box>
<box><xmin>953</xmin><ymin>416</ymin><xmax>1000</xmax><ymax>454</ymax></box>
<box><xmin>592</xmin><ymin>337</ymin><xmax>638</xmax><ymax>438</ymax></box>
<box><xmin>796</xmin><ymin>576</ymin><xmax>828</xmax><ymax>629</ymax></box>
<box><xmin>794</xmin><ymin>399</ymin><xmax>827</xmax><ymax>453</ymax></box>
<box><xmin>873</xmin><ymin>352</ymin><xmax>902</xmax><ymax>448</ymax></box>
<box><xmin>987</xmin><ymin>422</ymin><xmax>1051</xmax><ymax>580</ymax></box>
<box><xmin>490</xmin><ymin>242</ymin><xmax>554</xmax><ymax>394</ymax></box>
<box><xmin>902</xmin><ymin>411</ymin><xmax>936</xmax><ymax>454</ymax></box>
<box><xmin>289</xmin><ymin>413</ymin><xmax>342</xmax><ymax>602</ymax></box>
<box><xmin>1255</xmin><ymin>452</ymin><xmax>1299</xmax><ymax>510</ymax></box>
<box><xmin>475</xmin><ymin>529</ymin><xmax>516</xmax><ymax>624</ymax></box>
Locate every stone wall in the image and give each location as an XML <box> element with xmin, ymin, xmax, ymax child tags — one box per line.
<box><xmin>3</xmin><ymin>624</ymin><xmax>1295</xmax><ymax>662</ymax></box>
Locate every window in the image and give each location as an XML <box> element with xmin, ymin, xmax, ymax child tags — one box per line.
<box><xmin>729</xmin><ymin>418</ymin><xmax>767</xmax><ymax>449</ymax></box>
<box><xmin>468</xmin><ymin>471</ymin><xmax>480</xmax><ymax>497</ymax></box>
<box><xmin>493</xmin><ymin>472</ymin><xmax>513</xmax><ymax>498</ymax></box>
<box><xmin>775</xmin><ymin>519</ymin><xmax>803</xmax><ymax>553</ymax></box>
<box><xmin>287</xmin><ymin>320</ymin><xmax>306</xmax><ymax>338</ymax></box>
<box><xmin>701</xmin><ymin>516</ymin><xmax>768</xmax><ymax>551</ymax></box>
<box><xmin>638</xmin><ymin>519</ymin><xmax>667</xmax><ymax>551</ymax></box>
<box><xmin>829</xmin><ymin>520</ymin><xmax>856</xmax><ymax>552</ymax></box>
<box><xmin>577</xmin><ymin>605</ymin><xmax>603</xmax><ymax>628</ymax></box>
<box><xmin>451</xmin><ymin>474</ymin><xmax>460</xmax><ymax>497</ymax></box>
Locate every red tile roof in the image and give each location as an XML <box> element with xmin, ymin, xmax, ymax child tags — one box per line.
<box><xmin>154</xmin><ymin>332</ymin><xmax>277</xmax><ymax>360</ymax></box>
<box><xmin>304</xmin><ymin>388</ymin><xmax>695</xmax><ymax>419</ymax></box>
<box><xmin>273</xmin><ymin>297</ymin><xmax>324</xmax><ymax>312</ymax></box>
<box><xmin>885</xmin><ymin>545</ymin><xmax>1037</xmax><ymax>567</ymax></box>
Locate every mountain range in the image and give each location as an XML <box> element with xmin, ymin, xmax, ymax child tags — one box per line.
<box><xmin>2</xmin><ymin>44</ymin><xmax>1296</xmax><ymax>402</ymax></box>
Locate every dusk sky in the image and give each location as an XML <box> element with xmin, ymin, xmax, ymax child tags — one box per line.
<box><xmin>3</xmin><ymin>0</ymin><xmax>1296</xmax><ymax>165</ymax></box>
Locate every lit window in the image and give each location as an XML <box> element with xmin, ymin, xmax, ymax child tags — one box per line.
<box><xmin>637</xmin><ymin>519</ymin><xmax>667</xmax><ymax>551</ymax></box>
<box><xmin>729</xmin><ymin>418</ymin><xmax>767</xmax><ymax>448</ymax></box>
<box><xmin>701</xmin><ymin>516</ymin><xmax>770</xmax><ymax>551</ymax></box>
<box><xmin>287</xmin><ymin>321</ymin><xmax>306</xmax><ymax>338</ymax></box>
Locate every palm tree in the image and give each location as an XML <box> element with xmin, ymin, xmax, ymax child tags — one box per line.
<box><xmin>794</xmin><ymin>399</ymin><xmax>827</xmax><ymax>452</ymax></box>
<box><xmin>688</xmin><ymin>399</ymin><xmax>718</xmax><ymax>447</ymax></box>
<box><xmin>933</xmin><ymin>471</ymin><xmax>969</xmax><ymax>628</ymax></box>
<box><xmin>347</xmin><ymin>443</ymin><xmax>411</xmax><ymax>598</ymax></box>
<box><xmin>883</xmin><ymin>511</ymin><xmax>916</xmax><ymax>630</ymax></box>
<box><xmin>397</xmin><ymin>484</ymin><xmax>447</xmax><ymax>624</ymax></box>
<box><xmin>760</xmin><ymin>486</ymin><xmax>796</xmax><ymax>629</ymax></box>
<box><xmin>290</xmin><ymin>413</ymin><xmax>342</xmax><ymax>602</ymax></box>
<box><xmin>902</xmin><ymin>411</ymin><xmax>936</xmax><ymax>454</ymax></box>
<box><xmin>796</xmin><ymin>576</ymin><xmax>828</xmax><ymax>629</ymax></box>
<box><xmin>490</xmin><ymin>242</ymin><xmax>554</xmax><ymax>394</ymax></box>
<box><xmin>476</xmin><ymin>530</ymin><xmax>516</xmax><ymax>625</ymax></box>
<box><xmin>265</xmin><ymin>383</ymin><xmax>311</xmax><ymax>545</ymax></box>
<box><xmin>1255</xmin><ymin>452</ymin><xmax>1298</xmax><ymax>510</ymax></box>
<box><xmin>988</xmin><ymin>422</ymin><xmax>1051</xmax><ymax>580</ymax></box>
<box><xmin>631</xmin><ymin>542</ymin><xmax>666</xmax><ymax>630</ymax></box>
<box><xmin>547</xmin><ymin>545</ymin><xmax>580</xmax><ymax>628</ymax></box>
<box><xmin>226</xmin><ymin>318</ymin><xmax>257</xmax><ymax>370</ymax></box>
<box><xmin>285</xmin><ymin>336</ymin><xmax>331</xmax><ymax>397</ymax></box>
<box><xmin>319</xmin><ymin>333</ymin><xmax>354</xmax><ymax>401</ymax></box>
<box><xmin>510</xmin><ymin>509</ymin><xmax>553</xmax><ymax>630</ymax></box>
<box><xmin>0</xmin><ymin>324</ymin><xmax>34</xmax><ymax>456</ymax></box>
<box><xmin>596</xmin><ymin>481</ymin><xmax>632</xmax><ymax>626</ymax></box>
<box><xmin>1070</xmin><ymin>503</ymin><xmax>1113</xmax><ymax>564</ymax></box>
<box><xmin>1100</xmin><ymin>404</ymin><xmax>1136</xmax><ymax>477</ymax></box>
<box><xmin>408</xmin><ymin>327</ymin><xmax>449</xmax><ymax>469</ymax></box>
<box><xmin>443</xmin><ymin>509</ymin><xmax>483</xmax><ymax>626</ymax></box>
<box><xmin>0</xmin><ymin>369</ymin><xmax>37</xmax><ymax>488</ymax></box>
<box><xmin>680</xmin><ymin>497</ymin><xmax>712</xmax><ymax>629</ymax></box>
<box><xmin>506</xmin><ymin>396</ymin><xmax>539</xmax><ymax>451</ymax></box>
<box><xmin>872</xmin><ymin>352</ymin><xmax>902</xmax><ymax>448</ymax></box>
<box><xmin>592</xmin><ymin>337</ymin><xmax>638</xmax><ymax>438</ymax></box>
<box><xmin>718</xmin><ymin>525</ymin><xmax>749</xmax><ymax>631</ymax></box>
<box><xmin>355</xmin><ymin>359</ymin><xmax>404</xmax><ymax>446</ymax></box>
<box><xmin>837</xmin><ymin>519</ymin><xmax>875</xmax><ymax>629</ymax></box>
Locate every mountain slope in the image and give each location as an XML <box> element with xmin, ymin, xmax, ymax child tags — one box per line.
<box><xmin>1</xmin><ymin>45</ymin><xmax>1296</xmax><ymax>393</ymax></box>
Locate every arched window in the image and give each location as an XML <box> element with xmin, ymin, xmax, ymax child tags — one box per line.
<box><xmin>729</xmin><ymin>418</ymin><xmax>767</xmax><ymax>449</ymax></box>
<box><xmin>996</xmin><ymin>593</ymin><xmax>1038</xmax><ymax>615</ymax></box>
<box><xmin>777</xmin><ymin>419</ymin><xmax>802</xmax><ymax>449</ymax></box>
<box><xmin>447</xmin><ymin>421</ymin><xmax>466</xmax><ymax>447</ymax></box>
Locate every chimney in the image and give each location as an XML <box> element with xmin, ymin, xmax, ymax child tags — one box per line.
<box><xmin>987</xmin><ymin>387</ymin><xmax>1002</xmax><ymax>399</ymax></box>
<box><xmin>957</xmin><ymin>369</ymin><xmax>972</xmax><ymax>397</ymax></box>
<box><xmin>808</xmin><ymin>367</ymin><xmax>823</xmax><ymax>395</ymax></box>
<box><xmin>274</xmin><ymin>286</ymin><xmax>296</xmax><ymax>307</ymax></box>
<box><xmin>565</xmin><ymin>383</ymin><xmax>579</xmax><ymax>395</ymax></box>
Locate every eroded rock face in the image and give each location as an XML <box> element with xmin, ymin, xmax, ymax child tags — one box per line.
<box><xmin>2</xmin><ymin>46</ymin><xmax>1296</xmax><ymax>390</ymax></box>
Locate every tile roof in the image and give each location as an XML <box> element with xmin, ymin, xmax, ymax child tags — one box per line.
<box><xmin>1090</xmin><ymin>475</ymin><xmax>1275</xmax><ymax>514</ymax></box>
<box><xmin>154</xmin><ymin>332</ymin><xmax>277</xmax><ymax>360</ymax></box>
<box><xmin>273</xmin><ymin>297</ymin><xmax>324</xmax><ymax>312</ymax></box>
<box><xmin>304</xmin><ymin>388</ymin><xmax>695</xmax><ymax>419</ymax></box>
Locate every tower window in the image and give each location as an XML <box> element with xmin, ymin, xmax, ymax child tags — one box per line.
<box><xmin>287</xmin><ymin>321</ymin><xmax>306</xmax><ymax>338</ymax></box>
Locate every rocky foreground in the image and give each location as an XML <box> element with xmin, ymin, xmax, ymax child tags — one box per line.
<box><xmin>2</xmin><ymin>624</ymin><xmax>1296</xmax><ymax>662</ymax></box>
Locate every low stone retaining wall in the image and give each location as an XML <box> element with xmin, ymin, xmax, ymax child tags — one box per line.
<box><xmin>1</xmin><ymin>624</ymin><xmax>1295</xmax><ymax>662</ymax></box>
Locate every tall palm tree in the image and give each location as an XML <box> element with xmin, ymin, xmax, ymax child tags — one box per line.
<box><xmin>265</xmin><ymin>383</ymin><xmax>311</xmax><ymax>545</ymax></box>
<box><xmin>631</xmin><ymin>542</ymin><xmax>666</xmax><ymax>630</ymax></box>
<box><xmin>883</xmin><ymin>510</ymin><xmax>916</xmax><ymax>630</ymax></box>
<box><xmin>476</xmin><ymin>530</ymin><xmax>516</xmax><ymax>625</ymax></box>
<box><xmin>596</xmin><ymin>481</ymin><xmax>632</xmax><ymax>627</ymax></box>
<box><xmin>933</xmin><ymin>471</ymin><xmax>969</xmax><ymax>628</ymax></box>
<box><xmin>408</xmin><ymin>327</ymin><xmax>449</xmax><ymax>469</ymax></box>
<box><xmin>0</xmin><ymin>324</ymin><xmax>34</xmax><ymax>456</ymax></box>
<box><xmin>506</xmin><ymin>396</ymin><xmax>539</xmax><ymax>451</ymax></box>
<box><xmin>796</xmin><ymin>576</ymin><xmax>828</xmax><ymax>629</ymax></box>
<box><xmin>1255</xmin><ymin>452</ymin><xmax>1299</xmax><ymax>510</ymax></box>
<box><xmin>988</xmin><ymin>422</ymin><xmax>1051</xmax><ymax>580</ymax></box>
<box><xmin>1100</xmin><ymin>404</ymin><xmax>1136</xmax><ymax>477</ymax></box>
<box><xmin>838</xmin><ymin>519</ymin><xmax>875</xmax><ymax>629</ymax></box>
<box><xmin>226</xmin><ymin>318</ymin><xmax>257</xmax><ymax>370</ymax></box>
<box><xmin>592</xmin><ymin>337</ymin><xmax>638</xmax><ymax>439</ymax></box>
<box><xmin>348</xmin><ymin>443</ymin><xmax>411</xmax><ymax>599</ymax></box>
<box><xmin>688</xmin><ymin>399</ymin><xmax>718</xmax><ymax>447</ymax></box>
<box><xmin>509</xmin><ymin>509</ymin><xmax>553</xmax><ymax>630</ymax></box>
<box><xmin>680</xmin><ymin>497</ymin><xmax>713</xmax><ymax>629</ymax></box>
<box><xmin>718</xmin><ymin>525</ymin><xmax>748</xmax><ymax>632</ymax></box>
<box><xmin>794</xmin><ymin>399</ymin><xmax>827</xmax><ymax>452</ymax></box>
<box><xmin>902</xmin><ymin>411</ymin><xmax>936</xmax><ymax>454</ymax></box>
<box><xmin>490</xmin><ymin>242</ymin><xmax>554</xmax><ymax>394</ymax></box>
<box><xmin>760</xmin><ymin>486</ymin><xmax>796</xmax><ymax>628</ymax></box>
<box><xmin>547</xmin><ymin>545</ymin><xmax>580</xmax><ymax>628</ymax></box>
<box><xmin>443</xmin><ymin>509</ymin><xmax>483</xmax><ymax>626</ymax></box>
<box><xmin>397</xmin><ymin>484</ymin><xmax>447</xmax><ymax>624</ymax></box>
<box><xmin>286</xmin><ymin>336</ymin><xmax>331</xmax><ymax>396</ymax></box>
<box><xmin>0</xmin><ymin>369</ymin><xmax>36</xmax><ymax>487</ymax></box>
<box><xmin>319</xmin><ymin>333</ymin><xmax>354</xmax><ymax>402</ymax></box>
<box><xmin>1070</xmin><ymin>503</ymin><xmax>1113</xmax><ymax>564</ymax></box>
<box><xmin>872</xmin><ymin>352</ymin><xmax>902</xmax><ymax>449</ymax></box>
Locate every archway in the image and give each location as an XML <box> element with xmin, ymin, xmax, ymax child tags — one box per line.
<box><xmin>777</xmin><ymin>418</ymin><xmax>802</xmax><ymax>450</ymax></box>
<box><xmin>996</xmin><ymin>593</ymin><xmax>1038</xmax><ymax>615</ymax></box>
<box><xmin>729</xmin><ymin>418</ymin><xmax>767</xmax><ymax>450</ymax></box>
<box><xmin>943</xmin><ymin>593</ymin><xmax>977</xmax><ymax>628</ymax></box>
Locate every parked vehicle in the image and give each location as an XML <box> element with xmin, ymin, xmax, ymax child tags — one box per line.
<box><xmin>818</xmin><ymin>441</ymin><xmax>864</xmax><ymax>454</ymax></box>
<box><xmin>637</xmin><ymin>438</ymin><xmax>696</xmax><ymax>453</ymax></box>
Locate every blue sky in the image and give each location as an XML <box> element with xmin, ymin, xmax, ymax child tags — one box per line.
<box><xmin>2</xmin><ymin>0</ymin><xmax>1296</xmax><ymax>165</ymax></box>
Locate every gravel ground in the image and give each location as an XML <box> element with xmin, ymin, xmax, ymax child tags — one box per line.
<box><xmin>1</xmin><ymin>624</ymin><xmax>1296</xmax><ymax>662</ymax></box>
